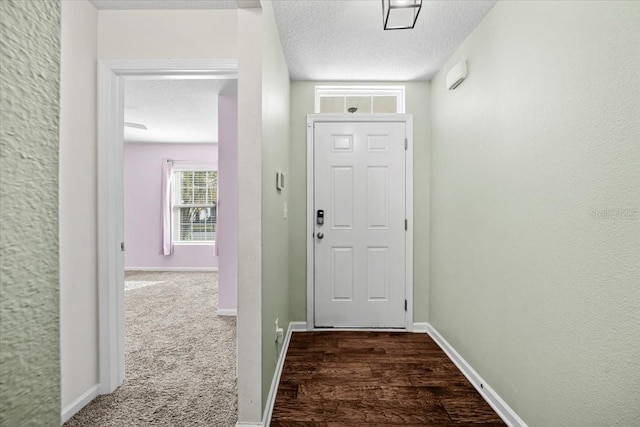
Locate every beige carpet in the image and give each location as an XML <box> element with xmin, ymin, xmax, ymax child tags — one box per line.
<box><xmin>65</xmin><ymin>271</ymin><xmax>237</xmax><ymax>426</ymax></box>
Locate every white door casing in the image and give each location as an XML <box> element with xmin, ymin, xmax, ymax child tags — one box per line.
<box><xmin>307</xmin><ymin>115</ymin><xmax>413</xmax><ymax>329</ymax></box>
<box><xmin>97</xmin><ymin>59</ymin><xmax>238</xmax><ymax>395</ymax></box>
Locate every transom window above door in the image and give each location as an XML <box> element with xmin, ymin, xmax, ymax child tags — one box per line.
<box><xmin>315</xmin><ymin>85</ymin><xmax>405</xmax><ymax>114</ymax></box>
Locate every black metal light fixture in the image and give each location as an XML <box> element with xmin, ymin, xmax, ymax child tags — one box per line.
<box><xmin>382</xmin><ymin>0</ymin><xmax>423</xmax><ymax>30</ymax></box>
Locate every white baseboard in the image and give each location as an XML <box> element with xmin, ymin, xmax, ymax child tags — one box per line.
<box><xmin>309</xmin><ymin>327</ymin><xmax>408</xmax><ymax>332</ymax></box>
<box><xmin>425</xmin><ymin>324</ymin><xmax>527</xmax><ymax>427</ymax></box>
<box><xmin>261</xmin><ymin>321</ymin><xmax>307</xmax><ymax>426</ymax></box>
<box><xmin>235</xmin><ymin>423</ymin><xmax>263</xmax><ymax>427</ymax></box>
<box><xmin>61</xmin><ymin>384</ymin><xmax>99</xmax><ymax>424</ymax></box>
<box><xmin>125</xmin><ymin>267</ymin><xmax>218</xmax><ymax>272</ymax></box>
<box><xmin>289</xmin><ymin>321</ymin><xmax>308</xmax><ymax>332</ymax></box>
<box><xmin>216</xmin><ymin>309</ymin><xmax>237</xmax><ymax>316</ymax></box>
<box><xmin>412</xmin><ymin>322</ymin><xmax>429</xmax><ymax>332</ymax></box>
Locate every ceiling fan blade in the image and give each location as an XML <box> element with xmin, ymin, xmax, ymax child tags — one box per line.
<box><xmin>124</xmin><ymin>122</ymin><xmax>147</xmax><ymax>130</ymax></box>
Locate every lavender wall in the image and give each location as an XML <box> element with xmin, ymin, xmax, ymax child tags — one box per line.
<box><xmin>124</xmin><ymin>143</ymin><xmax>218</xmax><ymax>270</ymax></box>
<box><xmin>216</xmin><ymin>95</ymin><xmax>238</xmax><ymax>312</ymax></box>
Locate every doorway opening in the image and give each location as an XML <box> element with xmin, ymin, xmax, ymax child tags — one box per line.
<box><xmin>97</xmin><ymin>60</ymin><xmax>238</xmax><ymax>404</ymax></box>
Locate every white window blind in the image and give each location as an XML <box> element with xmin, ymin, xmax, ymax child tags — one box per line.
<box><xmin>173</xmin><ymin>170</ymin><xmax>217</xmax><ymax>242</ymax></box>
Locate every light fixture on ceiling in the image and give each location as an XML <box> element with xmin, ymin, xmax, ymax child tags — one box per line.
<box><xmin>382</xmin><ymin>0</ymin><xmax>422</xmax><ymax>30</ymax></box>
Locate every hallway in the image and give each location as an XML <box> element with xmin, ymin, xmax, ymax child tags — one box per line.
<box><xmin>272</xmin><ymin>331</ymin><xmax>504</xmax><ymax>426</ymax></box>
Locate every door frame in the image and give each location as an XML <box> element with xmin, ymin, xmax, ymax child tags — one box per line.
<box><xmin>306</xmin><ymin>114</ymin><xmax>414</xmax><ymax>330</ymax></box>
<box><xmin>97</xmin><ymin>59</ymin><xmax>238</xmax><ymax>394</ymax></box>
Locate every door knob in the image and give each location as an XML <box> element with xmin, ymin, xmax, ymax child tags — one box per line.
<box><xmin>317</xmin><ymin>232</ymin><xmax>324</xmax><ymax>240</ymax></box>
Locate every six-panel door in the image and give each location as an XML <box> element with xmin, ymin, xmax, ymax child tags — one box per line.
<box><xmin>314</xmin><ymin>121</ymin><xmax>406</xmax><ymax>328</ymax></box>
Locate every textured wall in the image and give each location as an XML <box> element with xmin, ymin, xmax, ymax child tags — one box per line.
<box><xmin>124</xmin><ymin>143</ymin><xmax>219</xmax><ymax>270</ymax></box>
<box><xmin>288</xmin><ymin>81</ymin><xmax>431</xmax><ymax>323</ymax></box>
<box><xmin>0</xmin><ymin>0</ymin><xmax>61</xmax><ymax>424</ymax></box>
<box><xmin>260</xmin><ymin>0</ymin><xmax>291</xmax><ymax>412</ymax></box>
<box><xmin>429</xmin><ymin>1</ymin><xmax>640</xmax><ymax>425</ymax></box>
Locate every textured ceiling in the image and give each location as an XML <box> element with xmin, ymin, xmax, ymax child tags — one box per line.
<box><xmin>90</xmin><ymin>0</ymin><xmax>495</xmax><ymax>81</ymax></box>
<box><xmin>89</xmin><ymin>0</ymin><xmax>239</xmax><ymax>9</ymax></box>
<box><xmin>272</xmin><ymin>0</ymin><xmax>497</xmax><ymax>81</ymax></box>
<box><xmin>100</xmin><ymin>0</ymin><xmax>496</xmax><ymax>135</ymax></box>
<box><xmin>124</xmin><ymin>79</ymin><xmax>236</xmax><ymax>144</ymax></box>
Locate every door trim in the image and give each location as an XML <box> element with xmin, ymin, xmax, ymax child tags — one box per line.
<box><xmin>97</xmin><ymin>59</ymin><xmax>237</xmax><ymax>395</ymax></box>
<box><xmin>306</xmin><ymin>114</ymin><xmax>414</xmax><ymax>330</ymax></box>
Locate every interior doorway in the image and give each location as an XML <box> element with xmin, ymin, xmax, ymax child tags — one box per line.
<box><xmin>97</xmin><ymin>59</ymin><xmax>238</xmax><ymax>394</ymax></box>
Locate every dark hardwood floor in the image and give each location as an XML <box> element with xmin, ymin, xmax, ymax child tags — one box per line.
<box><xmin>270</xmin><ymin>331</ymin><xmax>505</xmax><ymax>426</ymax></box>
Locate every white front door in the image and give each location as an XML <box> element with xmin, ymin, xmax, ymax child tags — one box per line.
<box><xmin>313</xmin><ymin>120</ymin><xmax>407</xmax><ymax>328</ymax></box>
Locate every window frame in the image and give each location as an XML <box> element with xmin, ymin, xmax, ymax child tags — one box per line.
<box><xmin>171</xmin><ymin>167</ymin><xmax>218</xmax><ymax>245</ymax></box>
<box><xmin>314</xmin><ymin>85</ymin><xmax>406</xmax><ymax>114</ymax></box>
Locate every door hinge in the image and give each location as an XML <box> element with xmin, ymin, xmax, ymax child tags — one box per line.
<box><xmin>120</xmin><ymin>242</ymin><xmax>125</xmax><ymax>251</ymax></box>
<box><xmin>405</xmin><ymin>138</ymin><xmax>408</xmax><ymax>150</ymax></box>
<box><xmin>404</xmin><ymin>299</ymin><xmax>408</xmax><ymax>311</ymax></box>
<box><xmin>405</xmin><ymin>219</ymin><xmax>408</xmax><ymax>230</ymax></box>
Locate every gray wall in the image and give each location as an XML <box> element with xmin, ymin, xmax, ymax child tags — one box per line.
<box><xmin>59</xmin><ymin>0</ymin><xmax>99</xmax><ymax>410</ymax></box>
<box><xmin>260</xmin><ymin>0</ymin><xmax>292</xmax><ymax>411</ymax></box>
<box><xmin>429</xmin><ymin>1</ymin><xmax>640</xmax><ymax>425</ymax></box>
<box><xmin>237</xmin><ymin>6</ymin><xmax>263</xmax><ymax>423</ymax></box>
<box><xmin>0</xmin><ymin>0</ymin><xmax>61</xmax><ymax>424</ymax></box>
<box><xmin>288</xmin><ymin>81</ymin><xmax>431</xmax><ymax>323</ymax></box>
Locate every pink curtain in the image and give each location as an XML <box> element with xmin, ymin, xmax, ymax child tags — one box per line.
<box><xmin>161</xmin><ymin>160</ymin><xmax>174</xmax><ymax>256</ymax></box>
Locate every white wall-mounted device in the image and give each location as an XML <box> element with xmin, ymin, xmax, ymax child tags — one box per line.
<box><xmin>446</xmin><ymin>60</ymin><xmax>468</xmax><ymax>90</ymax></box>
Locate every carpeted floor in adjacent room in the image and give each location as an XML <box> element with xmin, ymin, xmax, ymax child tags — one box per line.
<box><xmin>65</xmin><ymin>271</ymin><xmax>237</xmax><ymax>426</ymax></box>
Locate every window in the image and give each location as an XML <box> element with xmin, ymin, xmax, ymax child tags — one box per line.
<box><xmin>173</xmin><ymin>170</ymin><xmax>217</xmax><ymax>243</ymax></box>
<box><xmin>315</xmin><ymin>85</ymin><xmax>405</xmax><ymax>114</ymax></box>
